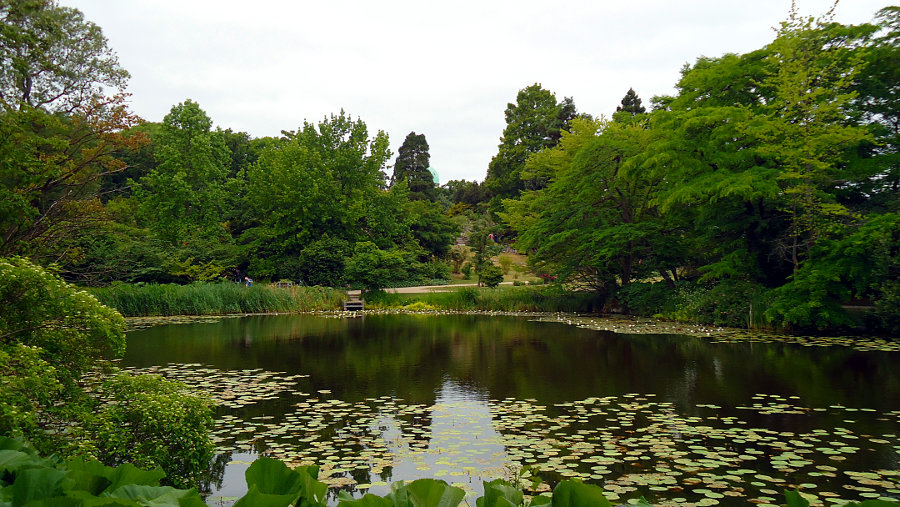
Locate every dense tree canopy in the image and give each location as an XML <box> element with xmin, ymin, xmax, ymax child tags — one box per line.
<box><xmin>243</xmin><ymin>111</ymin><xmax>397</xmax><ymax>281</ymax></box>
<box><xmin>853</xmin><ymin>6</ymin><xmax>900</xmax><ymax>213</ymax></box>
<box><xmin>0</xmin><ymin>0</ymin><xmax>140</xmax><ymax>266</ymax></box>
<box><xmin>134</xmin><ymin>100</ymin><xmax>231</xmax><ymax>247</ymax></box>
<box><xmin>3</xmin><ymin>0</ymin><xmax>898</xmax><ymax>333</ymax></box>
<box><xmin>502</xmin><ymin>6</ymin><xmax>899</xmax><ymax>331</ymax></box>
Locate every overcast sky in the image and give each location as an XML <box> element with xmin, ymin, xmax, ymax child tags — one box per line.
<box><xmin>67</xmin><ymin>0</ymin><xmax>889</xmax><ymax>184</ymax></box>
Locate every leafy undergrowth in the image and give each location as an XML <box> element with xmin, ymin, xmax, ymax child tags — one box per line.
<box><xmin>2</xmin><ymin>437</ymin><xmax>896</xmax><ymax>507</ymax></box>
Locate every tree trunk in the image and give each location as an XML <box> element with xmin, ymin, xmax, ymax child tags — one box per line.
<box><xmin>659</xmin><ymin>269</ymin><xmax>676</xmax><ymax>289</ymax></box>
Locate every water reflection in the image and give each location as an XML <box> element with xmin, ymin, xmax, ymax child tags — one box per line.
<box><xmin>360</xmin><ymin>379</ymin><xmax>507</xmax><ymax>499</ymax></box>
<box><xmin>123</xmin><ymin>314</ymin><xmax>900</xmax><ymax>504</ymax></box>
<box><xmin>125</xmin><ymin>314</ymin><xmax>900</xmax><ymax>412</ymax></box>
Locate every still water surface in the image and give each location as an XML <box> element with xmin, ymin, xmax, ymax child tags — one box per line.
<box><xmin>123</xmin><ymin>314</ymin><xmax>900</xmax><ymax>505</ymax></box>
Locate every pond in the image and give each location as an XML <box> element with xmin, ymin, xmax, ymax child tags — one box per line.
<box><xmin>122</xmin><ymin>313</ymin><xmax>900</xmax><ymax>505</ymax></box>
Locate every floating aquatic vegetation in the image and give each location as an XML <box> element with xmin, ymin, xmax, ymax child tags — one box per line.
<box><xmin>125</xmin><ymin>315</ymin><xmax>242</xmax><ymax>331</ymax></box>
<box><xmin>534</xmin><ymin>315</ymin><xmax>900</xmax><ymax>352</ymax></box>
<box><xmin>127</xmin><ymin>361</ymin><xmax>900</xmax><ymax>505</ymax></box>
<box><xmin>123</xmin><ymin>363</ymin><xmax>307</xmax><ymax>409</ymax></box>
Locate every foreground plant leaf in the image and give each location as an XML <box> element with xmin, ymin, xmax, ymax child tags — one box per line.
<box><xmin>477</xmin><ymin>479</ymin><xmax>523</xmax><ymax>507</ymax></box>
<box><xmin>337</xmin><ymin>492</ymin><xmax>395</xmax><ymax>506</ymax></box>
<box><xmin>234</xmin><ymin>457</ymin><xmax>327</xmax><ymax>507</ymax></box>
<box><xmin>232</xmin><ymin>484</ymin><xmax>297</xmax><ymax>507</ymax></box>
<box><xmin>405</xmin><ymin>479</ymin><xmax>467</xmax><ymax>507</ymax></box>
<box><xmin>103</xmin><ymin>484</ymin><xmax>205</xmax><ymax>506</ymax></box>
<box><xmin>6</xmin><ymin>467</ymin><xmax>67</xmax><ymax>505</ymax></box>
<box><xmin>551</xmin><ymin>480</ymin><xmax>612</xmax><ymax>507</ymax></box>
<box><xmin>242</xmin><ymin>456</ymin><xmax>303</xmax><ymax>497</ymax></box>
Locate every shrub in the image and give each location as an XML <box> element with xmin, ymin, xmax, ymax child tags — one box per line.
<box><xmin>92</xmin><ymin>373</ymin><xmax>215</xmax><ymax>488</ymax></box>
<box><xmin>615</xmin><ymin>282</ymin><xmax>674</xmax><ymax>316</ymax></box>
<box><xmin>874</xmin><ymin>280</ymin><xmax>900</xmax><ymax>334</ymax></box>
<box><xmin>366</xmin><ymin>285</ymin><xmax>600</xmax><ymax>313</ymax></box>
<box><xmin>418</xmin><ymin>260</ymin><xmax>451</xmax><ymax>282</ymax></box>
<box><xmin>0</xmin><ymin>257</ymin><xmax>218</xmax><ymax>488</ymax></box>
<box><xmin>0</xmin><ymin>257</ymin><xmax>125</xmax><ymax>388</ymax></box>
<box><xmin>298</xmin><ymin>236</ymin><xmax>351</xmax><ymax>287</ymax></box>
<box><xmin>618</xmin><ymin>279</ymin><xmax>770</xmax><ymax>328</ymax></box>
<box><xmin>345</xmin><ymin>242</ymin><xmax>410</xmax><ymax>291</ymax></box>
<box><xmin>665</xmin><ymin>279</ymin><xmax>767</xmax><ymax>328</ymax></box>
<box><xmin>0</xmin><ymin>257</ymin><xmax>125</xmax><ymax>448</ymax></box>
<box><xmin>449</xmin><ymin>245</ymin><xmax>469</xmax><ymax>273</ymax></box>
<box><xmin>765</xmin><ymin>213</ymin><xmax>900</xmax><ymax>332</ymax></box>
<box><xmin>480</xmin><ymin>263</ymin><xmax>505</xmax><ymax>288</ymax></box>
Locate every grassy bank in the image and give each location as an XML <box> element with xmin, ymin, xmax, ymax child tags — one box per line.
<box><xmin>366</xmin><ymin>285</ymin><xmax>601</xmax><ymax>313</ymax></box>
<box><xmin>89</xmin><ymin>282</ymin><xmax>345</xmax><ymax>317</ymax></box>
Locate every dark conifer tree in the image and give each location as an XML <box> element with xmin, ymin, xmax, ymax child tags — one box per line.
<box><xmin>616</xmin><ymin>88</ymin><xmax>646</xmax><ymax>115</ymax></box>
<box><xmin>392</xmin><ymin>132</ymin><xmax>436</xmax><ymax>201</ymax></box>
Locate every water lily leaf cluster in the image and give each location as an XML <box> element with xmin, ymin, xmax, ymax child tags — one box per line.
<box><xmin>130</xmin><ymin>360</ymin><xmax>900</xmax><ymax>505</ymax></box>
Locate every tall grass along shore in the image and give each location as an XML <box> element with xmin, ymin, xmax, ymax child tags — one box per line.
<box><xmin>89</xmin><ymin>282</ymin><xmax>345</xmax><ymax>317</ymax></box>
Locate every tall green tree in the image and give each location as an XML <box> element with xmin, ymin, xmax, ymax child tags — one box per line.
<box><xmin>644</xmin><ymin>8</ymin><xmax>875</xmax><ymax>284</ymax></box>
<box><xmin>0</xmin><ymin>1</ymin><xmax>141</xmax><ymax>263</ymax></box>
<box><xmin>468</xmin><ymin>218</ymin><xmax>501</xmax><ymax>287</ymax></box>
<box><xmin>0</xmin><ymin>102</ymin><xmax>143</xmax><ymax>261</ymax></box>
<box><xmin>243</xmin><ymin>112</ymin><xmax>400</xmax><ymax>281</ymax></box>
<box><xmin>501</xmin><ymin>117</ymin><xmax>605</xmax><ymax>254</ymax></box>
<box><xmin>507</xmin><ymin>119</ymin><xmax>677</xmax><ymax>292</ymax></box>
<box><xmin>133</xmin><ymin>100</ymin><xmax>231</xmax><ymax>247</ymax></box>
<box><xmin>392</xmin><ymin>131</ymin><xmax>436</xmax><ymax>201</ymax></box>
<box><xmin>756</xmin><ymin>6</ymin><xmax>872</xmax><ymax>272</ymax></box>
<box><xmin>443</xmin><ymin>179</ymin><xmax>487</xmax><ymax>211</ymax></box>
<box><xmin>484</xmin><ymin>84</ymin><xmax>580</xmax><ymax>205</ymax></box>
<box><xmin>404</xmin><ymin>199</ymin><xmax>459</xmax><ymax>259</ymax></box>
<box><xmin>0</xmin><ymin>0</ymin><xmax>128</xmax><ymax>112</ymax></box>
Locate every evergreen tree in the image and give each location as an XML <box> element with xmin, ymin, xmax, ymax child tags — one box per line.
<box><xmin>392</xmin><ymin>131</ymin><xmax>436</xmax><ymax>201</ymax></box>
<box><xmin>616</xmin><ymin>88</ymin><xmax>646</xmax><ymax>116</ymax></box>
<box><xmin>552</xmin><ymin>96</ymin><xmax>580</xmax><ymax>143</ymax></box>
<box><xmin>852</xmin><ymin>6</ymin><xmax>900</xmax><ymax>212</ymax></box>
<box><xmin>484</xmin><ymin>84</ymin><xmax>580</xmax><ymax>205</ymax></box>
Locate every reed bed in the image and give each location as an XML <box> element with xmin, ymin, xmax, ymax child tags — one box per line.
<box><xmin>89</xmin><ymin>282</ymin><xmax>345</xmax><ymax>317</ymax></box>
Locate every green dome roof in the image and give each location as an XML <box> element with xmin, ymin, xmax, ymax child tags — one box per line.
<box><xmin>427</xmin><ymin>166</ymin><xmax>439</xmax><ymax>184</ymax></box>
